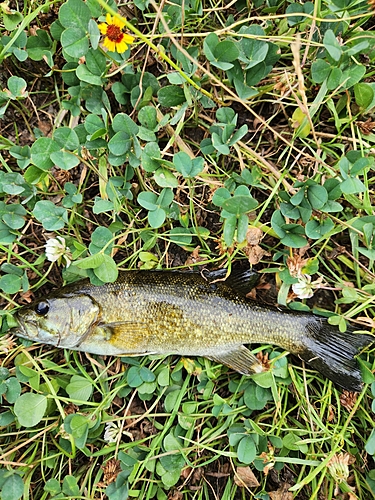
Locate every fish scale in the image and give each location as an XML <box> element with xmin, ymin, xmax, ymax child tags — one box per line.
<box><xmin>11</xmin><ymin>269</ymin><xmax>374</xmax><ymax>391</ymax></box>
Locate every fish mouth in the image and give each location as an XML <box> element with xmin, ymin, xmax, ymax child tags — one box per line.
<box><xmin>10</xmin><ymin>315</ymin><xmax>39</xmax><ymax>342</ymax></box>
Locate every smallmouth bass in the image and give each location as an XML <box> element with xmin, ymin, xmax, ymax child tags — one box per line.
<box><xmin>11</xmin><ymin>269</ymin><xmax>373</xmax><ymax>391</ymax></box>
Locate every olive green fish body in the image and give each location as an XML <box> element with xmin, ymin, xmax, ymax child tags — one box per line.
<box><xmin>13</xmin><ymin>270</ymin><xmax>373</xmax><ymax>391</ymax></box>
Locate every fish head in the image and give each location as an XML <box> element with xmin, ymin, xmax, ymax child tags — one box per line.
<box><xmin>12</xmin><ymin>294</ymin><xmax>100</xmax><ymax>349</ymax></box>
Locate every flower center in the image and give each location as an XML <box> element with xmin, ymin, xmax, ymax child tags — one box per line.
<box><xmin>106</xmin><ymin>24</ymin><xmax>124</xmax><ymax>43</ymax></box>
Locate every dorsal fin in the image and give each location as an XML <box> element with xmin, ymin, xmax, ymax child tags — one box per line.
<box><xmin>203</xmin><ymin>268</ymin><xmax>260</xmax><ymax>297</ymax></box>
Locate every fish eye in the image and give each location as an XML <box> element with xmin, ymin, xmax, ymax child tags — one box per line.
<box><xmin>35</xmin><ymin>301</ymin><xmax>49</xmax><ymax>316</ymax></box>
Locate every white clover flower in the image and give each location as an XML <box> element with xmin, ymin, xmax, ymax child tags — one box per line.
<box><xmin>104</xmin><ymin>422</ymin><xmax>120</xmax><ymax>443</ymax></box>
<box><xmin>292</xmin><ymin>274</ymin><xmax>314</xmax><ymax>299</ymax></box>
<box><xmin>104</xmin><ymin>421</ymin><xmax>133</xmax><ymax>443</ymax></box>
<box><xmin>292</xmin><ymin>274</ymin><xmax>323</xmax><ymax>299</ymax></box>
<box><xmin>45</xmin><ymin>237</ymin><xmax>71</xmax><ymax>267</ymax></box>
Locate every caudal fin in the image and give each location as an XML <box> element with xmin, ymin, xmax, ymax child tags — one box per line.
<box><xmin>300</xmin><ymin>321</ymin><xmax>373</xmax><ymax>392</ymax></box>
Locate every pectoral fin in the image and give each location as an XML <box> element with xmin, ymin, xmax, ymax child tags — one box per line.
<box><xmin>102</xmin><ymin>321</ymin><xmax>152</xmax><ymax>353</ymax></box>
<box><xmin>208</xmin><ymin>345</ymin><xmax>264</xmax><ymax>375</ymax></box>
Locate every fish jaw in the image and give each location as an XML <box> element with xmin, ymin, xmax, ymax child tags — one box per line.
<box><xmin>11</xmin><ymin>310</ymin><xmax>60</xmax><ymax>346</ymax></box>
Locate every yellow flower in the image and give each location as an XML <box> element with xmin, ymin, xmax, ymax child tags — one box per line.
<box><xmin>98</xmin><ymin>13</ymin><xmax>134</xmax><ymax>54</ymax></box>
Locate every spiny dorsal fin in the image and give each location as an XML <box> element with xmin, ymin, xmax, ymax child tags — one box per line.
<box><xmin>204</xmin><ymin>268</ymin><xmax>260</xmax><ymax>296</ymax></box>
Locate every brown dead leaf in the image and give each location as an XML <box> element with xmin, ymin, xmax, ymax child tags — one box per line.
<box><xmin>243</xmin><ymin>227</ymin><xmax>270</xmax><ymax>265</ymax></box>
<box><xmin>269</xmin><ymin>483</ymin><xmax>293</xmax><ymax>500</ymax></box>
<box><xmin>185</xmin><ymin>246</ymin><xmax>206</xmax><ymax>266</ymax></box>
<box><xmin>356</xmin><ymin>316</ymin><xmax>375</xmax><ymax>329</ymax></box>
<box><xmin>357</xmin><ymin>118</ymin><xmax>375</xmax><ymax>135</ymax></box>
<box><xmin>0</xmin><ymin>335</ymin><xmax>16</xmax><ymax>354</ymax></box>
<box><xmin>326</xmin><ymin>245</ymin><xmax>346</xmax><ymax>259</ymax></box>
<box><xmin>101</xmin><ymin>458</ymin><xmax>121</xmax><ymax>485</ymax></box>
<box><xmin>37</xmin><ymin>120</ymin><xmax>52</xmax><ymax>136</ymax></box>
<box><xmin>168</xmin><ymin>491</ymin><xmax>183</xmax><ymax>500</ymax></box>
<box><xmin>340</xmin><ymin>391</ymin><xmax>358</xmax><ymax>412</ymax></box>
<box><xmin>256</xmin><ymin>351</ymin><xmax>270</xmax><ymax>371</ymax></box>
<box><xmin>19</xmin><ymin>290</ymin><xmax>35</xmax><ymax>304</ymax></box>
<box><xmin>245</xmin><ymin>244</ymin><xmax>270</xmax><ymax>265</ymax></box>
<box><xmin>246</xmin><ymin>227</ymin><xmax>263</xmax><ymax>245</ymax></box>
<box><xmin>234</xmin><ymin>466</ymin><xmax>260</xmax><ymax>488</ymax></box>
<box><xmin>286</xmin><ymin>252</ymin><xmax>309</xmax><ymax>277</ymax></box>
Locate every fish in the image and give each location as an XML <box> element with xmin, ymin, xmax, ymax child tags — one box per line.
<box><xmin>11</xmin><ymin>269</ymin><xmax>373</xmax><ymax>392</ymax></box>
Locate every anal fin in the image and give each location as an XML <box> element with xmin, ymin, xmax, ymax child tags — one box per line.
<box><xmin>208</xmin><ymin>345</ymin><xmax>264</xmax><ymax>375</ymax></box>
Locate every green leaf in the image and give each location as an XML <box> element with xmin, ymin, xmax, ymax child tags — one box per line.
<box><xmin>50</xmin><ymin>151</ymin><xmax>80</xmax><ymax>170</ymax></box>
<box><xmin>365</xmin><ymin>429</ymin><xmax>375</xmax><ymax>456</ymax></box>
<box><xmin>138</xmin><ymin>106</ymin><xmax>157</xmax><ymax>130</ymax></box>
<box><xmin>61</xmin><ymin>27</ymin><xmax>89</xmax><ymax>58</ymax></box>
<box><xmin>212</xmin><ymin>133</ymin><xmax>230</xmax><ymax>155</ymax></box>
<box><xmin>31</xmin><ymin>137</ymin><xmax>60</xmax><ymax>171</ymax></box>
<box><xmin>127</xmin><ymin>366</ymin><xmax>143</xmax><ymax>387</ymax></box>
<box><xmin>212</xmin><ymin>187</ymin><xmax>231</xmax><ymax>207</ymax></box>
<box><xmin>354</xmin><ymin>83</ymin><xmax>374</xmax><ymax>111</ymax></box>
<box><xmin>311</xmin><ymin>59</ymin><xmax>331</xmax><ymax>84</ymax></box>
<box><xmin>158</xmin><ymin>188</ymin><xmax>174</xmax><ymax>207</ymax></box>
<box><xmin>1</xmin><ymin>204</ymin><xmax>26</xmax><ymax>230</ymax></box>
<box><xmin>3</xmin><ymin>377</ymin><xmax>21</xmax><ymax>403</ymax></box>
<box><xmin>88</xmin><ymin>19</ymin><xmax>100</xmax><ymax>49</ymax></box>
<box><xmin>307</xmin><ymin>184</ymin><xmax>328</xmax><ymax>209</ymax></box>
<box><xmin>138</xmin><ymin>191</ymin><xmax>158</xmax><ymax>211</ymax></box>
<box><xmin>65</xmin><ymin>414</ymin><xmax>89</xmax><ymax>449</ymax></box>
<box><xmin>169</xmin><ymin>227</ymin><xmax>192</xmax><ymax>246</ymax></box>
<box><xmin>94</xmin><ymin>254</ymin><xmax>118</xmax><ymax>283</ymax></box>
<box><xmin>281</xmin><ymin>232</ymin><xmax>307</xmax><ymax>248</ymax></box>
<box><xmin>173</xmin><ymin>152</ymin><xmax>204</xmax><ymax>178</ymax></box>
<box><xmin>340</xmin><ymin>177</ymin><xmax>365</xmax><ymax>194</ymax></box>
<box><xmin>33</xmin><ymin>201</ymin><xmax>68</xmax><ymax>230</ymax></box>
<box><xmin>223</xmin><ymin>215</ymin><xmax>237</xmax><ymax>246</ymax></box>
<box><xmin>86</xmin><ymin>47</ymin><xmax>106</xmax><ymax>75</ymax></box>
<box><xmin>305</xmin><ymin>218</ymin><xmax>335</xmax><ymax>239</ymax></box>
<box><xmin>214</xmin><ymin>40</ymin><xmax>239</xmax><ymax>63</ymax></box>
<box><xmin>341</xmin><ymin>64</ymin><xmax>366</xmax><ymax>90</ymax></box>
<box><xmin>112</xmin><ymin>113</ymin><xmax>139</xmax><ymax>136</ymax></box>
<box><xmin>75</xmin><ymin>64</ymin><xmax>103</xmax><ymax>86</ymax></box>
<box><xmin>93</xmin><ymin>198</ymin><xmax>114</xmax><ymax>214</ymax></box>
<box><xmin>44</xmin><ymin>478</ymin><xmax>61</xmax><ymax>495</ymax></box>
<box><xmin>141</xmin><ymin>142</ymin><xmax>161</xmax><ymax>172</ymax></box>
<box><xmin>237</xmin><ymin>436</ymin><xmax>257</xmax><ymax>464</ymax></box>
<box><xmin>203</xmin><ymin>32</ymin><xmax>219</xmax><ymax>62</ymax></box>
<box><xmin>323</xmin><ymin>29</ymin><xmax>342</xmax><ymax>61</ymax></box>
<box><xmin>108</xmin><ymin>132</ymin><xmax>131</xmax><ymax>156</ymax></box>
<box><xmin>65</xmin><ymin>375</ymin><xmax>93</xmax><ymax>402</ymax></box>
<box><xmin>229</xmin><ymin>124</ymin><xmax>248</xmax><ymax>145</ymax></box>
<box><xmin>158</xmin><ymin>86</ymin><xmax>186</xmax><ymax>107</ymax></box>
<box><xmin>2</xmin><ymin>474</ymin><xmax>24</xmax><ymax>500</ymax></box>
<box><xmin>76</xmin><ymin>253</ymin><xmax>105</xmax><ymax>269</ymax></box>
<box><xmin>90</xmin><ymin>226</ymin><xmax>113</xmax><ymax>254</ymax></box>
<box><xmin>0</xmin><ymin>222</ymin><xmax>16</xmax><ymax>244</ymax></box>
<box><xmin>14</xmin><ymin>393</ymin><xmax>47</xmax><ymax>427</ymax></box>
<box><xmin>59</xmin><ymin>0</ymin><xmax>91</xmax><ymax>30</ymax></box>
<box><xmin>53</xmin><ymin>127</ymin><xmax>80</xmax><ymax>150</ymax></box>
<box><xmin>282</xmin><ymin>432</ymin><xmax>308</xmax><ymax>453</ymax></box>
<box><xmin>237</xmin><ymin>213</ymin><xmax>248</xmax><ymax>243</ymax></box>
<box><xmin>7</xmin><ymin>76</ymin><xmax>27</xmax><ymax>98</ymax></box>
<box><xmin>3</xmin><ymin>12</ymin><xmax>23</xmax><ymax>31</ymax></box>
<box><xmin>221</xmin><ymin>195</ymin><xmax>258</xmax><ymax>215</ymax></box>
<box><xmin>62</xmin><ymin>475</ymin><xmax>80</xmax><ymax>497</ymax></box>
<box><xmin>148</xmin><ymin>207</ymin><xmax>166</xmax><ymax>228</ymax></box>
<box><xmin>26</xmin><ymin>30</ymin><xmax>53</xmax><ymax>61</ymax></box>
<box><xmin>154</xmin><ymin>168</ymin><xmax>178</xmax><ymax>188</ymax></box>
<box><xmin>0</xmin><ymin>275</ymin><xmax>22</xmax><ymax>294</ymax></box>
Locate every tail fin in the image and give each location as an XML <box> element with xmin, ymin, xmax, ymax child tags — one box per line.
<box><xmin>300</xmin><ymin>321</ymin><xmax>373</xmax><ymax>392</ymax></box>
